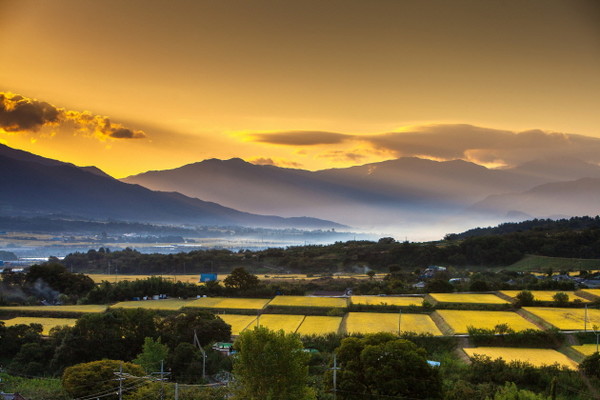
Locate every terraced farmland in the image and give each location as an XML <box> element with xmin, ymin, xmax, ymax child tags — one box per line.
<box><xmin>523</xmin><ymin>307</ymin><xmax>600</xmax><ymax>330</ymax></box>
<box><xmin>428</xmin><ymin>293</ymin><xmax>510</xmax><ymax>304</ymax></box>
<box><xmin>344</xmin><ymin>312</ymin><xmax>441</xmax><ymax>335</ymax></box>
<box><xmin>1</xmin><ymin>317</ymin><xmax>77</xmax><ymax>335</ymax></box>
<box><xmin>0</xmin><ymin>305</ymin><xmax>107</xmax><ymax>314</ymax></box>
<box><xmin>436</xmin><ymin>310</ymin><xmax>539</xmax><ymax>334</ymax></box>
<box><xmin>217</xmin><ymin>314</ymin><xmax>257</xmax><ymax>335</ymax></box>
<box><xmin>350</xmin><ymin>296</ymin><xmax>422</xmax><ymax>307</ymax></box>
<box><xmin>268</xmin><ymin>296</ymin><xmax>347</xmax><ymax>308</ymax></box>
<box><xmin>500</xmin><ymin>290</ymin><xmax>589</xmax><ymax>302</ymax></box>
<box><xmin>463</xmin><ymin>347</ymin><xmax>578</xmax><ymax>370</ymax></box>
<box><xmin>296</xmin><ymin>316</ymin><xmax>343</xmax><ymax>335</ymax></box>
<box><xmin>188</xmin><ymin>297</ymin><xmax>271</xmax><ymax>310</ymax></box>
<box><xmin>255</xmin><ymin>314</ymin><xmax>305</xmax><ymax>333</ymax></box>
<box><xmin>111</xmin><ymin>299</ymin><xmax>195</xmax><ymax>310</ymax></box>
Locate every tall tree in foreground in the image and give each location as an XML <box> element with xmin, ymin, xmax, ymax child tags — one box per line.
<box><xmin>336</xmin><ymin>333</ymin><xmax>442</xmax><ymax>399</ymax></box>
<box><xmin>231</xmin><ymin>326</ymin><xmax>315</xmax><ymax>400</ymax></box>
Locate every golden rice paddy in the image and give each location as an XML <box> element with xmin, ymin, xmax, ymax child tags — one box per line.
<box><xmin>350</xmin><ymin>296</ymin><xmax>423</xmax><ymax>307</ymax></box>
<box><xmin>0</xmin><ymin>305</ymin><xmax>107</xmax><ymax>314</ymax></box>
<box><xmin>188</xmin><ymin>297</ymin><xmax>271</xmax><ymax>310</ymax></box>
<box><xmin>580</xmin><ymin>289</ymin><xmax>600</xmax><ymax>299</ymax></box>
<box><xmin>436</xmin><ymin>310</ymin><xmax>539</xmax><ymax>334</ymax></box>
<box><xmin>110</xmin><ymin>299</ymin><xmax>195</xmax><ymax>310</ymax></box>
<box><xmin>344</xmin><ymin>312</ymin><xmax>442</xmax><ymax>335</ymax></box>
<box><xmin>1</xmin><ymin>317</ymin><xmax>77</xmax><ymax>335</ymax></box>
<box><xmin>216</xmin><ymin>314</ymin><xmax>257</xmax><ymax>335</ymax></box>
<box><xmin>523</xmin><ymin>307</ymin><xmax>600</xmax><ymax>331</ymax></box>
<box><xmin>254</xmin><ymin>314</ymin><xmax>306</xmax><ymax>333</ymax></box>
<box><xmin>571</xmin><ymin>344</ymin><xmax>600</xmax><ymax>357</ymax></box>
<box><xmin>463</xmin><ymin>347</ymin><xmax>578</xmax><ymax>370</ymax></box>
<box><xmin>428</xmin><ymin>293</ymin><xmax>510</xmax><ymax>304</ymax></box>
<box><xmin>500</xmin><ymin>290</ymin><xmax>589</xmax><ymax>302</ymax></box>
<box><xmin>296</xmin><ymin>316</ymin><xmax>342</xmax><ymax>336</ymax></box>
<box><xmin>268</xmin><ymin>296</ymin><xmax>347</xmax><ymax>308</ymax></box>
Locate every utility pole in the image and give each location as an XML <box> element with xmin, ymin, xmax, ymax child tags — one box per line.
<box><xmin>160</xmin><ymin>360</ymin><xmax>165</xmax><ymax>400</ymax></box>
<box><xmin>331</xmin><ymin>353</ymin><xmax>340</xmax><ymax>400</ymax></box>
<box><xmin>193</xmin><ymin>330</ymin><xmax>207</xmax><ymax>381</ymax></box>
<box><xmin>118</xmin><ymin>363</ymin><xmax>123</xmax><ymax>400</ymax></box>
<box><xmin>584</xmin><ymin>305</ymin><xmax>588</xmax><ymax>331</ymax></box>
<box><xmin>174</xmin><ymin>382</ymin><xmax>179</xmax><ymax>400</ymax></box>
<box><xmin>398</xmin><ymin>309</ymin><xmax>402</xmax><ymax>335</ymax></box>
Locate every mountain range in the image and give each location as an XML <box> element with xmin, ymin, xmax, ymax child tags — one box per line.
<box><xmin>0</xmin><ymin>144</ymin><xmax>342</xmax><ymax>229</ymax></box>
<box><xmin>3</xmin><ymin>142</ymin><xmax>600</xmax><ymax>238</ymax></box>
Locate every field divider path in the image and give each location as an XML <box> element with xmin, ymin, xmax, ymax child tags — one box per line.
<box><xmin>429</xmin><ymin>311</ymin><xmax>454</xmax><ymax>335</ymax></box>
<box><xmin>515</xmin><ymin>308</ymin><xmax>554</xmax><ymax>330</ymax></box>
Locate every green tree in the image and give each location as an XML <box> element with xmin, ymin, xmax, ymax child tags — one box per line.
<box><xmin>579</xmin><ymin>351</ymin><xmax>600</xmax><ymax>379</ymax></box>
<box><xmin>552</xmin><ymin>292</ymin><xmax>569</xmax><ymax>306</ymax></box>
<box><xmin>158</xmin><ymin>309</ymin><xmax>231</xmax><ymax>350</ymax></box>
<box><xmin>62</xmin><ymin>360</ymin><xmax>144</xmax><ymax>399</ymax></box>
<box><xmin>335</xmin><ymin>333</ymin><xmax>441</xmax><ymax>400</ymax></box>
<box><xmin>516</xmin><ymin>290</ymin><xmax>535</xmax><ymax>306</ymax></box>
<box><xmin>223</xmin><ymin>267</ymin><xmax>260</xmax><ymax>291</ymax></box>
<box><xmin>490</xmin><ymin>382</ymin><xmax>549</xmax><ymax>399</ymax></box>
<box><xmin>133</xmin><ymin>337</ymin><xmax>169</xmax><ymax>374</ymax></box>
<box><xmin>231</xmin><ymin>326</ymin><xmax>315</xmax><ymax>400</ymax></box>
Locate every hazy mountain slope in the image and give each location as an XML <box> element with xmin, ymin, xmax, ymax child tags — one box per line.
<box><xmin>472</xmin><ymin>177</ymin><xmax>600</xmax><ymax>218</ymax></box>
<box><xmin>0</xmin><ymin>153</ymin><xmax>342</xmax><ymax>229</ymax></box>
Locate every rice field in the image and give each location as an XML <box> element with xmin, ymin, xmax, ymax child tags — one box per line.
<box><xmin>500</xmin><ymin>290</ymin><xmax>589</xmax><ymax>302</ymax></box>
<box><xmin>435</xmin><ymin>310</ymin><xmax>539</xmax><ymax>334</ymax></box>
<box><xmin>428</xmin><ymin>293</ymin><xmax>510</xmax><ymax>304</ymax></box>
<box><xmin>217</xmin><ymin>314</ymin><xmax>257</xmax><ymax>335</ymax></box>
<box><xmin>571</xmin><ymin>344</ymin><xmax>600</xmax><ymax>357</ymax></box>
<box><xmin>463</xmin><ymin>347</ymin><xmax>578</xmax><ymax>370</ymax></box>
<box><xmin>523</xmin><ymin>307</ymin><xmax>600</xmax><ymax>331</ymax></box>
<box><xmin>580</xmin><ymin>289</ymin><xmax>600</xmax><ymax>299</ymax></box>
<box><xmin>110</xmin><ymin>299</ymin><xmax>195</xmax><ymax>310</ymax></box>
<box><xmin>1</xmin><ymin>317</ymin><xmax>77</xmax><ymax>335</ymax></box>
<box><xmin>268</xmin><ymin>296</ymin><xmax>347</xmax><ymax>308</ymax></box>
<box><xmin>344</xmin><ymin>312</ymin><xmax>442</xmax><ymax>335</ymax></box>
<box><xmin>0</xmin><ymin>305</ymin><xmax>107</xmax><ymax>314</ymax></box>
<box><xmin>255</xmin><ymin>314</ymin><xmax>306</xmax><ymax>333</ymax></box>
<box><xmin>296</xmin><ymin>316</ymin><xmax>342</xmax><ymax>335</ymax></box>
<box><xmin>350</xmin><ymin>296</ymin><xmax>423</xmax><ymax>307</ymax></box>
<box><xmin>188</xmin><ymin>297</ymin><xmax>271</xmax><ymax>310</ymax></box>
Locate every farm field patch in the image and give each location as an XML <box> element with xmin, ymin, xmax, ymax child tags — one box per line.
<box><xmin>344</xmin><ymin>312</ymin><xmax>441</xmax><ymax>335</ymax></box>
<box><xmin>571</xmin><ymin>344</ymin><xmax>600</xmax><ymax>357</ymax></box>
<box><xmin>1</xmin><ymin>317</ymin><xmax>77</xmax><ymax>335</ymax></box>
<box><xmin>217</xmin><ymin>314</ymin><xmax>257</xmax><ymax>335</ymax></box>
<box><xmin>111</xmin><ymin>299</ymin><xmax>195</xmax><ymax>310</ymax></box>
<box><xmin>500</xmin><ymin>290</ymin><xmax>589</xmax><ymax>302</ymax></box>
<box><xmin>429</xmin><ymin>293</ymin><xmax>509</xmax><ymax>304</ymax></box>
<box><xmin>188</xmin><ymin>297</ymin><xmax>271</xmax><ymax>310</ymax></box>
<box><xmin>350</xmin><ymin>296</ymin><xmax>422</xmax><ymax>307</ymax></box>
<box><xmin>523</xmin><ymin>307</ymin><xmax>600</xmax><ymax>331</ymax></box>
<box><xmin>580</xmin><ymin>289</ymin><xmax>600</xmax><ymax>299</ymax></box>
<box><xmin>463</xmin><ymin>347</ymin><xmax>578</xmax><ymax>370</ymax></box>
<box><xmin>255</xmin><ymin>314</ymin><xmax>305</xmax><ymax>333</ymax></box>
<box><xmin>296</xmin><ymin>316</ymin><xmax>342</xmax><ymax>335</ymax></box>
<box><xmin>268</xmin><ymin>296</ymin><xmax>347</xmax><ymax>308</ymax></box>
<box><xmin>0</xmin><ymin>305</ymin><xmax>107</xmax><ymax>314</ymax></box>
<box><xmin>436</xmin><ymin>310</ymin><xmax>539</xmax><ymax>334</ymax></box>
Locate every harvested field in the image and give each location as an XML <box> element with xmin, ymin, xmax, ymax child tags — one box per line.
<box><xmin>350</xmin><ymin>296</ymin><xmax>422</xmax><ymax>307</ymax></box>
<box><xmin>500</xmin><ymin>290</ymin><xmax>589</xmax><ymax>302</ymax></box>
<box><xmin>344</xmin><ymin>312</ymin><xmax>442</xmax><ymax>335</ymax></box>
<box><xmin>188</xmin><ymin>297</ymin><xmax>271</xmax><ymax>310</ymax></box>
<box><xmin>436</xmin><ymin>310</ymin><xmax>539</xmax><ymax>334</ymax></box>
<box><xmin>296</xmin><ymin>316</ymin><xmax>342</xmax><ymax>335</ymax></box>
<box><xmin>1</xmin><ymin>316</ymin><xmax>77</xmax><ymax>335</ymax></box>
<box><xmin>429</xmin><ymin>293</ymin><xmax>510</xmax><ymax>304</ymax></box>
<box><xmin>268</xmin><ymin>296</ymin><xmax>347</xmax><ymax>308</ymax></box>
<box><xmin>463</xmin><ymin>347</ymin><xmax>578</xmax><ymax>370</ymax></box>
<box><xmin>522</xmin><ymin>307</ymin><xmax>600</xmax><ymax>331</ymax></box>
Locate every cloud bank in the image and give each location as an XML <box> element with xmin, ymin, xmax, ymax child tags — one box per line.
<box><xmin>247</xmin><ymin>124</ymin><xmax>600</xmax><ymax>167</ymax></box>
<box><xmin>0</xmin><ymin>92</ymin><xmax>145</xmax><ymax>139</ymax></box>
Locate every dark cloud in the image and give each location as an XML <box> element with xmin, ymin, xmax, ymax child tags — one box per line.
<box><xmin>250</xmin><ymin>130</ymin><xmax>350</xmax><ymax>146</ymax></box>
<box><xmin>318</xmin><ymin>150</ymin><xmax>367</xmax><ymax>163</ymax></box>
<box><xmin>0</xmin><ymin>92</ymin><xmax>146</xmax><ymax>139</ymax></box>
<box><xmin>0</xmin><ymin>93</ymin><xmax>61</xmax><ymax>131</ymax></box>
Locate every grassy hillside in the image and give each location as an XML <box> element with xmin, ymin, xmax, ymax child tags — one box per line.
<box><xmin>507</xmin><ymin>254</ymin><xmax>600</xmax><ymax>272</ymax></box>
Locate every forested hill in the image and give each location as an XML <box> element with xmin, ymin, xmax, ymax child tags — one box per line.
<box><xmin>60</xmin><ymin>219</ymin><xmax>600</xmax><ymax>275</ymax></box>
<box><xmin>446</xmin><ymin>216</ymin><xmax>600</xmax><ymax>240</ymax></box>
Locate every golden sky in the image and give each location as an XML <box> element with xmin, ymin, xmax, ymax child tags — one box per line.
<box><xmin>1</xmin><ymin>0</ymin><xmax>599</xmax><ymax>178</ymax></box>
